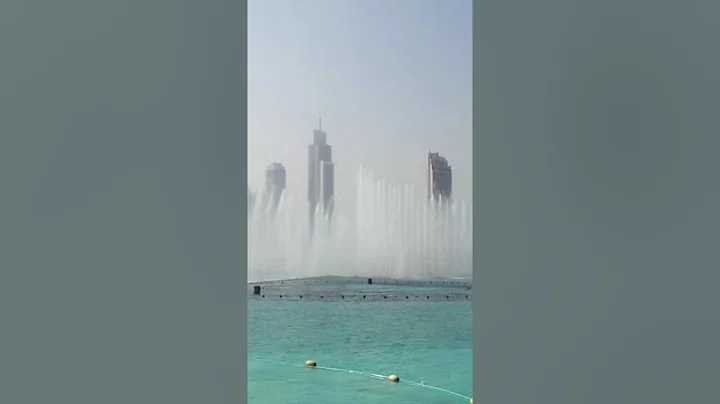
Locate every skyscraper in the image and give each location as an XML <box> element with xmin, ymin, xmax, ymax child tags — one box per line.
<box><xmin>307</xmin><ymin>118</ymin><xmax>334</xmax><ymax>236</ymax></box>
<box><xmin>248</xmin><ymin>186</ymin><xmax>256</xmax><ymax>215</ymax></box>
<box><xmin>265</xmin><ymin>162</ymin><xmax>286</xmax><ymax>216</ymax></box>
<box><xmin>428</xmin><ymin>152</ymin><xmax>452</xmax><ymax>202</ymax></box>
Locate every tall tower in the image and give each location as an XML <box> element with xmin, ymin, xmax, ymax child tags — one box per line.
<box><xmin>265</xmin><ymin>162</ymin><xmax>286</xmax><ymax>217</ymax></box>
<box><xmin>307</xmin><ymin>118</ymin><xmax>335</xmax><ymax>237</ymax></box>
<box><xmin>427</xmin><ymin>152</ymin><xmax>453</xmax><ymax>203</ymax></box>
<box><xmin>248</xmin><ymin>186</ymin><xmax>256</xmax><ymax>215</ymax></box>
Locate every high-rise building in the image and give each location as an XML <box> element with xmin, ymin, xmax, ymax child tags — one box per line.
<box><xmin>308</xmin><ymin>118</ymin><xmax>334</xmax><ymax>236</ymax></box>
<box><xmin>248</xmin><ymin>186</ymin><xmax>256</xmax><ymax>215</ymax></box>
<box><xmin>427</xmin><ymin>152</ymin><xmax>452</xmax><ymax>202</ymax></box>
<box><xmin>265</xmin><ymin>162</ymin><xmax>286</xmax><ymax>215</ymax></box>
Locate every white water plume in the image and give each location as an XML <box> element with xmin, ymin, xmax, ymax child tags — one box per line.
<box><xmin>248</xmin><ymin>166</ymin><xmax>472</xmax><ymax>281</ymax></box>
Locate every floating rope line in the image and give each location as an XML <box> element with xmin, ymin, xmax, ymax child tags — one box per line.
<box><xmin>316</xmin><ymin>365</ymin><xmax>387</xmax><ymax>380</ymax></box>
<box><xmin>249</xmin><ymin>357</ymin><xmax>471</xmax><ymax>402</ymax></box>
<box><xmin>404</xmin><ymin>379</ymin><xmax>472</xmax><ymax>401</ymax></box>
<box><xmin>313</xmin><ymin>363</ymin><xmax>471</xmax><ymax>401</ymax></box>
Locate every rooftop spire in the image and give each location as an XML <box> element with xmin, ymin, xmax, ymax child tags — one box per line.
<box><xmin>318</xmin><ymin>117</ymin><xmax>322</xmax><ymax>131</ymax></box>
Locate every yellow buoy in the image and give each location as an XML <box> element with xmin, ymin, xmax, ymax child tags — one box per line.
<box><xmin>305</xmin><ymin>360</ymin><xmax>317</xmax><ymax>368</ymax></box>
<box><xmin>387</xmin><ymin>374</ymin><xmax>400</xmax><ymax>383</ymax></box>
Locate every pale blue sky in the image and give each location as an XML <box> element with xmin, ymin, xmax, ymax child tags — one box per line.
<box><xmin>248</xmin><ymin>0</ymin><xmax>472</xmax><ymax>206</ymax></box>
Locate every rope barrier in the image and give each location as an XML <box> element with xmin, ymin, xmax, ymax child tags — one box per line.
<box><xmin>250</xmin><ymin>357</ymin><xmax>472</xmax><ymax>402</ymax></box>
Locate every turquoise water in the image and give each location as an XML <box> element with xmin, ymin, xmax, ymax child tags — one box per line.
<box><xmin>249</xmin><ymin>300</ymin><xmax>472</xmax><ymax>404</ymax></box>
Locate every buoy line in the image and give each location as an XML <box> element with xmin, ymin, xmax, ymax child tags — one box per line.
<box><xmin>250</xmin><ymin>357</ymin><xmax>472</xmax><ymax>402</ymax></box>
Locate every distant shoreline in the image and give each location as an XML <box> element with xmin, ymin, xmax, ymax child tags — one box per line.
<box><xmin>248</xmin><ymin>275</ymin><xmax>472</xmax><ymax>286</ymax></box>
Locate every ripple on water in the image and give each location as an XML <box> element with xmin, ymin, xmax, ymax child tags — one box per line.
<box><xmin>249</xmin><ymin>300</ymin><xmax>472</xmax><ymax>404</ymax></box>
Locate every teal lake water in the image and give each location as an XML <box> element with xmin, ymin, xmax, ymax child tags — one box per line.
<box><xmin>249</xmin><ymin>300</ymin><xmax>472</xmax><ymax>404</ymax></box>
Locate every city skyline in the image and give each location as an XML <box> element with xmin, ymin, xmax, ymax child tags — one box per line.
<box><xmin>248</xmin><ymin>0</ymin><xmax>472</xmax><ymax>208</ymax></box>
<box><xmin>247</xmin><ymin>121</ymin><xmax>459</xmax><ymax>207</ymax></box>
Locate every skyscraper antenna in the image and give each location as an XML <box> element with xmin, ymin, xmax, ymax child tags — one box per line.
<box><xmin>318</xmin><ymin>117</ymin><xmax>322</xmax><ymax>131</ymax></box>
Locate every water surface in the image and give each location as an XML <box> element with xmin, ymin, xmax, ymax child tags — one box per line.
<box><xmin>249</xmin><ymin>299</ymin><xmax>472</xmax><ymax>404</ymax></box>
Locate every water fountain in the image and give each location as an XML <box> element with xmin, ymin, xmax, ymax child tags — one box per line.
<box><xmin>247</xmin><ymin>166</ymin><xmax>473</xmax><ymax>283</ymax></box>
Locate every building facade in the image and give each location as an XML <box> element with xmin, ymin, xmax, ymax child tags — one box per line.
<box><xmin>265</xmin><ymin>162</ymin><xmax>286</xmax><ymax>215</ymax></box>
<box><xmin>307</xmin><ymin>119</ymin><xmax>334</xmax><ymax>236</ymax></box>
<box><xmin>248</xmin><ymin>186</ymin><xmax>256</xmax><ymax>215</ymax></box>
<box><xmin>427</xmin><ymin>152</ymin><xmax>452</xmax><ymax>203</ymax></box>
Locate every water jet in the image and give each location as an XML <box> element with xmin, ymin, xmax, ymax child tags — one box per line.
<box><xmin>248</xmin><ymin>166</ymin><xmax>472</xmax><ymax>282</ymax></box>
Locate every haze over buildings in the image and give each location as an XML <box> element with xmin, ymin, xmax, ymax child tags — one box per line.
<box><xmin>248</xmin><ymin>0</ymin><xmax>472</xmax><ymax>209</ymax></box>
<box><xmin>265</xmin><ymin>162</ymin><xmax>286</xmax><ymax>215</ymax></box>
<box><xmin>428</xmin><ymin>152</ymin><xmax>453</xmax><ymax>202</ymax></box>
<box><xmin>248</xmin><ymin>187</ymin><xmax>256</xmax><ymax>214</ymax></box>
<box><xmin>307</xmin><ymin>119</ymin><xmax>334</xmax><ymax>235</ymax></box>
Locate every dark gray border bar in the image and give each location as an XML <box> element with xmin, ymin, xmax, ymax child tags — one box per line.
<box><xmin>0</xmin><ymin>0</ymin><xmax>248</xmax><ymax>402</ymax></box>
<box><xmin>474</xmin><ymin>1</ymin><xmax>720</xmax><ymax>403</ymax></box>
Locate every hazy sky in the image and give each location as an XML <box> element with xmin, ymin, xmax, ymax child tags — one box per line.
<box><xmin>248</xmin><ymin>0</ymin><xmax>472</xmax><ymax>207</ymax></box>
